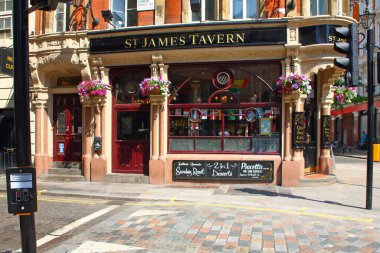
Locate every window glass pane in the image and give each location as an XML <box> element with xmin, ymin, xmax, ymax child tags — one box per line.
<box><xmin>113</xmin><ymin>69</ymin><xmax>150</xmax><ymax>104</ymax></box>
<box><xmin>0</xmin><ymin>2</ymin><xmax>5</xmax><ymax>12</ymax></box>
<box><xmin>247</xmin><ymin>0</ymin><xmax>257</xmax><ymax>18</ymax></box>
<box><xmin>57</xmin><ymin>109</ymin><xmax>66</xmax><ymax>134</ymax></box>
<box><xmin>127</xmin><ymin>9</ymin><xmax>137</xmax><ymax>26</ymax></box>
<box><xmin>4</xmin><ymin>17</ymin><xmax>10</xmax><ymax>28</ymax></box>
<box><xmin>319</xmin><ymin>0</ymin><xmax>328</xmax><ymax>14</ymax></box>
<box><xmin>72</xmin><ymin>108</ymin><xmax>82</xmax><ymax>134</ymax></box>
<box><xmin>168</xmin><ymin>62</ymin><xmax>281</xmax><ymax>153</ymax></box>
<box><xmin>192</xmin><ymin>11</ymin><xmax>200</xmax><ymax>21</ymax></box>
<box><xmin>205</xmin><ymin>0</ymin><xmax>216</xmax><ymax>20</ymax></box>
<box><xmin>127</xmin><ymin>0</ymin><xmax>137</xmax><ymax>9</ymax></box>
<box><xmin>112</xmin><ymin>0</ymin><xmax>125</xmax><ymax>27</ymax></box>
<box><xmin>0</xmin><ymin>19</ymin><xmax>4</xmax><ymax>28</ymax></box>
<box><xmin>5</xmin><ymin>0</ymin><xmax>12</xmax><ymax>11</ymax></box>
<box><xmin>117</xmin><ymin>112</ymin><xmax>150</xmax><ymax>141</ymax></box>
<box><xmin>233</xmin><ymin>0</ymin><xmax>243</xmax><ymax>19</ymax></box>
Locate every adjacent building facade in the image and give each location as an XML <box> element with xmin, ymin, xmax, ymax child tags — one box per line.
<box><xmin>29</xmin><ymin>0</ymin><xmax>355</xmax><ymax>186</ymax></box>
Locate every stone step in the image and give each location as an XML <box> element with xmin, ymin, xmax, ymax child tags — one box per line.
<box><xmin>39</xmin><ymin>174</ymin><xmax>84</xmax><ymax>182</ymax></box>
<box><xmin>51</xmin><ymin>162</ymin><xmax>81</xmax><ymax>169</ymax></box>
<box><xmin>105</xmin><ymin>173</ymin><xmax>149</xmax><ymax>184</ymax></box>
<box><xmin>299</xmin><ymin>174</ymin><xmax>336</xmax><ymax>187</ymax></box>
<box><xmin>48</xmin><ymin>168</ymin><xmax>82</xmax><ymax>175</ymax></box>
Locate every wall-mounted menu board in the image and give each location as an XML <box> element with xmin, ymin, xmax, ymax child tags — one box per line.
<box><xmin>321</xmin><ymin>115</ymin><xmax>332</xmax><ymax>148</ymax></box>
<box><xmin>292</xmin><ymin>112</ymin><xmax>306</xmax><ymax>148</ymax></box>
<box><xmin>173</xmin><ymin>160</ymin><xmax>274</xmax><ymax>182</ymax></box>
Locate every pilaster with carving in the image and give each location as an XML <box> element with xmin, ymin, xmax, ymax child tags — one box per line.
<box><xmin>30</xmin><ymin>87</ymin><xmax>49</xmax><ymax>175</ymax></box>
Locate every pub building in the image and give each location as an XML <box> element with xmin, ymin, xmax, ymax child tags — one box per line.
<box><xmin>29</xmin><ymin>11</ymin><xmax>354</xmax><ymax>186</ymax></box>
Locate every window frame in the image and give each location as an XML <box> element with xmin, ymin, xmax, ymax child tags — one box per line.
<box><xmin>111</xmin><ymin>0</ymin><xmax>137</xmax><ymax>28</ymax></box>
<box><xmin>191</xmin><ymin>0</ymin><xmax>217</xmax><ymax>22</ymax></box>
<box><xmin>310</xmin><ymin>0</ymin><xmax>329</xmax><ymax>16</ymax></box>
<box><xmin>0</xmin><ymin>16</ymin><xmax>11</xmax><ymax>39</ymax></box>
<box><xmin>231</xmin><ymin>0</ymin><xmax>258</xmax><ymax>19</ymax></box>
<box><xmin>54</xmin><ymin>2</ymin><xmax>67</xmax><ymax>33</ymax></box>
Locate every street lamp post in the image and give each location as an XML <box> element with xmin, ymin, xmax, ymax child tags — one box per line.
<box><xmin>358</xmin><ymin>2</ymin><xmax>376</xmax><ymax>210</ymax></box>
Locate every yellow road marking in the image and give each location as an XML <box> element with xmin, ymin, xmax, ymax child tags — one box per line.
<box><xmin>38</xmin><ymin>190</ymin><xmax>48</xmax><ymax>195</ymax></box>
<box><xmin>0</xmin><ymin>192</ymin><xmax>107</xmax><ymax>205</ymax></box>
<box><xmin>124</xmin><ymin>201</ymin><xmax>375</xmax><ymax>223</ymax></box>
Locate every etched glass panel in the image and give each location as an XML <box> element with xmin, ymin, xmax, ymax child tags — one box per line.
<box><xmin>57</xmin><ymin>109</ymin><xmax>66</xmax><ymax>134</ymax></box>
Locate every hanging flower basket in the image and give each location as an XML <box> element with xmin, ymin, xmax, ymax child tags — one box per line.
<box><xmin>275</xmin><ymin>73</ymin><xmax>312</xmax><ymax>98</ymax></box>
<box><xmin>139</xmin><ymin>77</ymin><xmax>172</xmax><ymax>97</ymax></box>
<box><xmin>332</xmin><ymin>86</ymin><xmax>357</xmax><ymax>111</ymax></box>
<box><xmin>77</xmin><ymin>80</ymin><xmax>109</xmax><ymax>98</ymax></box>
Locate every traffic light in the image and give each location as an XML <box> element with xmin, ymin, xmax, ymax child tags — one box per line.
<box><xmin>333</xmin><ymin>23</ymin><xmax>358</xmax><ymax>86</ymax></box>
<box><xmin>30</xmin><ymin>0</ymin><xmax>70</xmax><ymax>11</ymax></box>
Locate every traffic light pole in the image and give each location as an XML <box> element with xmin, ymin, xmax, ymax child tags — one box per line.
<box><xmin>366</xmin><ymin>28</ymin><xmax>374</xmax><ymax>210</ymax></box>
<box><xmin>13</xmin><ymin>0</ymin><xmax>37</xmax><ymax>251</ymax></box>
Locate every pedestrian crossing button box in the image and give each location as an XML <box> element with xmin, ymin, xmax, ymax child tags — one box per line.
<box><xmin>6</xmin><ymin>167</ymin><xmax>37</xmax><ymax>214</ymax></box>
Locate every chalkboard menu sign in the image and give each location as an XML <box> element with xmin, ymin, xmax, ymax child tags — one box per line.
<box><xmin>173</xmin><ymin>161</ymin><xmax>274</xmax><ymax>182</ymax></box>
<box><xmin>292</xmin><ymin>112</ymin><xmax>306</xmax><ymax>148</ymax></box>
<box><xmin>321</xmin><ymin>115</ymin><xmax>332</xmax><ymax>148</ymax></box>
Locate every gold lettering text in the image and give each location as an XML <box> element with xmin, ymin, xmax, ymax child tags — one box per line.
<box><xmin>170</xmin><ymin>36</ymin><xmax>178</xmax><ymax>46</ymax></box>
<box><xmin>158</xmin><ymin>37</ymin><xmax>169</xmax><ymax>47</ymax></box>
<box><xmin>148</xmin><ymin>38</ymin><xmax>156</xmax><ymax>47</ymax></box>
<box><xmin>217</xmin><ymin>34</ymin><xmax>225</xmax><ymax>44</ymax></box>
<box><xmin>125</xmin><ymin>39</ymin><xmax>133</xmax><ymax>49</ymax></box>
<box><xmin>179</xmin><ymin>36</ymin><xmax>186</xmax><ymax>45</ymax></box>
<box><xmin>207</xmin><ymin>34</ymin><xmax>216</xmax><ymax>44</ymax></box>
<box><xmin>236</xmin><ymin>33</ymin><xmax>245</xmax><ymax>43</ymax></box>
<box><xmin>226</xmin><ymin>34</ymin><xmax>234</xmax><ymax>43</ymax></box>
<box><xmin>198</xmin><ymin>35</ymin><xmax>207</xmax><ymax>44</ymax></box>
<box><xmin>189</xmin><ymin>34</ymin><xmax>198</xmax><ymax>44</ymax></box>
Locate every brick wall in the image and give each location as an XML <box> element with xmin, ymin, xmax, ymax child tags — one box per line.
<box><xmin>138</xmin><ymin>10</ymin><xmax>154</xmax><ymax>26</ymax></box>
<box><xmin>90</xmin><ymin>0</ymin><xmax>110</xmax><ymax>30</ymax></box>
<box><xmin>165</xmin><ymin>0</ymin><xmax>181</xmax><ymax>24</ymax></box>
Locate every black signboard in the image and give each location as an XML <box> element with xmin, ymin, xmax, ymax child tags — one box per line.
<box><xmin>321</xmin><ymin>115</ymin><xmax>332</xmax><ymax>148</ymax></box>
<box><xmin>90</xmin><ymin>28</ymin><xmax>286</xmax><ymax>53</ymax></box>
<box><xmin>173</xmin><ymin>160</ymin><xmax>274</xmax><ymax>182</ymax></box>
<box><xmin>0</xmin><ymin>47</ymin><xmax>13</xmax><ymax>76</ymax></box>
<box><xmin>292</xmin><ymin>112</ymin><xmax>306</xmax><ymax>149</ymax></box>
<box><xmin>299</xmin><ymin>25</ymin><xmax>342</xmax><ymax>46</ymax></box>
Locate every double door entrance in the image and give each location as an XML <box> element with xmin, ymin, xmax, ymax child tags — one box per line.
<box><xmin>112</xmin><ymin>110</ymin><xmax>150</xmax><ymax>174</ymax></box>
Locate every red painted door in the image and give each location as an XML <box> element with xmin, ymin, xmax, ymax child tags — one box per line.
<box><xmin>53</xmin><ymin>94</ymin><xmax>82</xmax><ymax>162</ymax></box>
<box><xmin>112</xmin><ymin>111</ymin><xmax>150</xmax><ymax>174</ymax></box>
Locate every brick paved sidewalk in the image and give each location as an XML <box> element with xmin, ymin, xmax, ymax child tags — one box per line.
<box><xmin>48</xmin><ymin>202</ymin><xmax>380</xmax><ymax>253</ymax></box>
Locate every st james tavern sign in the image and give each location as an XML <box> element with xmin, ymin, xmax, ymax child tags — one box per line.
<box><xmin>90</xmin><ymin>27</ymin><xmax>286</xmax><ymax>53</ymax></box>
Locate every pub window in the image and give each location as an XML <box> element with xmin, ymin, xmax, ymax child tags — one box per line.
<box><xmin>168</xmin><ymin>62</ymin><xmax>281</xmax><ymax>154</ymax></box>
<box><xmin>54</xmin><ymin>3</ymin><xmax>66</xmax><ymax>32</ymax></box>
<box><xmin>232</xmin><ymin>0</ymin><xmax>258</xmax><ymax>19</ymax></box>
<box><xmin>311</xmin><ymin>0</ymin><xmax>328</xmax><ymax>15</ymax></box>
<box><xmin>191</xmin><ymin>0</ymin><xmax>217</xmax><ymax>22</ymax></box>
<box><xmin>111</xmin><ymin>0</ymin><xmax>137</xmax><ymax>27</ymax></box>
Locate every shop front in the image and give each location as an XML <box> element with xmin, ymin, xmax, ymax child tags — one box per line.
<box><xmin>29</xmin><ymin>16</ymin><xmax>356</xmax><ymax>186</ymax></box>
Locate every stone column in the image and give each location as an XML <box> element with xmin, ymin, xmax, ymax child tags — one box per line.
<box><xmin>284</xmin><ymin>102</ymin><xmax>292</xmax><ymax>161</ymax></box>
<box><xmin>331</xmin><ymin>116</ymin><xmax>336</xmax><ymax>142</ymax></box>
<box><xmin>87</xmin><ymin>97</ymin><xmax>107</xmax><ymax>182</ymax></box>
<box><xmin>281</xmin><ymin>91</ymin><xmax>306</xmax><ymax>186</ymax></box>
<box><xmin>149</xmin><ymin>95</ymin><xmax>166</xmax><ymax>184</ymax></box>
<box><xmin>33</xmin><ymin>102</ymin><xmax>44</xmax><ymax>175</ymax></box>
<box><xmin>319</xmin><ymin>98</ymin><xmax>334</xmax><ymax>175</ymax></box>
<box><xmin>353</xmin><ymin>112</ymin><xmax>359</xmax><ymax>146</ymax></box>
<box><xmin>291</xmin><ymin>92</ymin><xmax>307</xmax><ymax>180</ymax></box>
<box><xmin>43</xmin><ymin>106</ymin><xmax>50</xmax><ymax>173</ymax></box>
<box><xmin>81</xmin><ymin>98</ymin><xmax>93</xmax><ymax>181</ymax></box>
